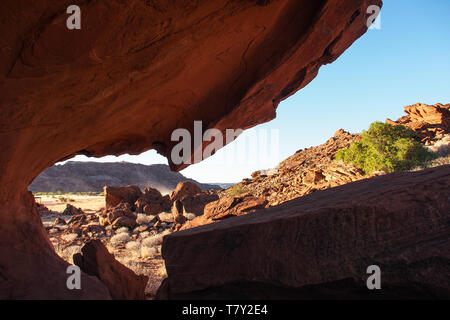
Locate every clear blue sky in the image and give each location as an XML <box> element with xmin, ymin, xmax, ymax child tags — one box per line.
<box><xmin>68</xmin><ymin>0</ymin><xmax>450</xmax><ymax>183</ymax></box>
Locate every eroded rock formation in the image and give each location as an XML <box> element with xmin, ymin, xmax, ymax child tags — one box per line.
<box><xmin>157</xmin><ymin>166</ymin><xmax>450</xmax><ymax>299</ymax></box>
<box><xmin>387</xmin><ymin>103</ymin><xmax>450</xmax><ymax>143</ymax></box>
<box><xmin>0</xmin><ymin>0</ymin><xmax>381</xmax><ymax>298</ymax></box>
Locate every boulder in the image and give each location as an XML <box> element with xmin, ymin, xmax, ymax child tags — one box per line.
<box><xmin>104</xmin><ymin>186</ymin><xmax>142</xmax><ymax>210</ymax></box>
<box><xmin>99</xmin><ymin>202</ymin><xmax>137</xmax><ymax>229</ymax></box>
<box><xmin>111</xmin><ymin>216</ymin><xmax>137</xmax><ymax>229</ymax></box>
<box><xmin>170</xmin><ymin>182</ymin><xmax>202</xmax><ymax>202</ymax></box>
<box><xmin>158</xmin><ymin>166</ymin><xmax>450</xmax><ymax>299</ymax></box>
<box><xmin>179</xmin><ymin>191</ymin><xmax>219</xmax><ymax>216</ymax></box>
<box><xmin>171</xmin><ymin>200</ymin><xmax>187</xmax><ymax>228</ymax></box>
<box><xmin>203</xmin><ymin>194</ymin><xmax>268</xmax><ymax>220</ymax></box>
<box><xmin>134</xmin><ymin>187</ymin><xmax>169</xmax><ymax>214</ymax></box>
<box><xmin>62</xmin><ymin>204</ymin><xmax>85</xmax><ymax>216</ymax></box>
<box><xmin>74</xmin><ymin>240</ymin><xmax>148</xmax><ymax>300</ymax></box>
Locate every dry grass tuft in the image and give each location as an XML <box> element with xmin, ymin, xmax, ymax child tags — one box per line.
<box><xmin>109</xmin><ymin>232</ymin><xmax>130</xmax><ymax>247</ymax></box>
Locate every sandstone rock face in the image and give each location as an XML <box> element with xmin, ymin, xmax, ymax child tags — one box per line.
<box><xmin>387</xmin><ymin>103</ymin><xmax>450</xmax><ymax>143</ymax></box>
<box><xmin>74</xmin><ymin>240</ymin><xmax>148</xmax><ymax>300</ymax></box>
<box><xmin>181</xmin><ymin>194</ymin><xmax>268</xmax><ymax>231</ymax></box>
<box><xmin>205</xmin><ymin>194</ymin><xmax>268</xmax><ymax>220</ymax></box>
<box><xmin>158</xmin><ymin>166</ymin><xmax>450</xmax><ymax>299</ymax></box>
<box><xmin>104</xmin><ymin>186</ymin><xmax>142</xmax><ymax>210</ymax></box>
<box><xmin>0</xmin><ymin>0</ymin><xmax>381</xmax><ymax>298</ymax></box>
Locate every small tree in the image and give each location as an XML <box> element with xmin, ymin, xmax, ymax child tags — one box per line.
<box><xmin>335</xmin><ymin>122</ymin><xmax>436</xmax><ymax>175</ymax></box>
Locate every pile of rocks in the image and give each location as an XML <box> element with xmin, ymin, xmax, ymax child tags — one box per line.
<box><xmin>220</xmin><ymin>129</ymin><xmax>366</xmax><ymax>207</ymax></box>
<box><xmin>99</xmin><ymin>181</ymin><xmax>218</xmax><ymax>231</ymax></box>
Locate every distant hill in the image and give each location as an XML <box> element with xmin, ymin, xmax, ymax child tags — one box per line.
<box><xmin>29</xmin><ymin>161</ymin><xmax>221</xmax><ymax>195</ymax></box>
<box><xmin>210</xmin><ymin>183</ymin><xmax>236</xmax><ymax>189</ymax></box>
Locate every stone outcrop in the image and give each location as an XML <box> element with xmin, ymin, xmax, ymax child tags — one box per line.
<box><xmin>0</xmin><ymin>0</ymin><xmax>381</xmax><ymax>298</ymax></box>
<box><xmin>74</xmin><ymin>240</ymin><xmax>148</xmax><ymax>300</ymax></box>
<box><xmin>157</xmin><ymin>166</ymin><xmax>450</xmax><ymax>299</ymax></box>
<box><xmin>386</xmin><ymin>103</ymin><xmax>450</xmax><ymax>143</ymax></box>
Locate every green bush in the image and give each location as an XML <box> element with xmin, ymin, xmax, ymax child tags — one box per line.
<box><xmin>335</xmin><ymin>122</ymin><xmax>436</xmax><ymax>175</ymax></box>
<box><xmin>227</xmin><ymin>184</ymin><xmax>247</xmax><ymax>197</ymax></box>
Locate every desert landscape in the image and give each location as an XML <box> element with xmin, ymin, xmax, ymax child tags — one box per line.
<box><xmin>1</xmin><ymin>0</ymin><xmax>449</xmax><ymax>304</ymax></box>
<box><xmin>35</xmin><ymin>102</ymin><xmax>450</xmax><ymax>299</ymax></box>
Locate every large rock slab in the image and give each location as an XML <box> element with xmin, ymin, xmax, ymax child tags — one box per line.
<box><xmin>158</xmin><ymin>166</ymin><xmax>450</xmax><ymax>299</ymax></box>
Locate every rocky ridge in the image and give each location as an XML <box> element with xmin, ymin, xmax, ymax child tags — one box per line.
<box><xmin>387</xmin><ymin>103</ymin><xmax>450</xmax><ymax>144</ymax></box>
<box><xmin>30</xmin><ymin>162</ymin><xmax>220</xmax><ymax>194</ymax></box>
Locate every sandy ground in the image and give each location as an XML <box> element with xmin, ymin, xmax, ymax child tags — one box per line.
<box><xmin>36</xmin><ymin>194</ymin><xmax>105</xmax><ymax>213</ymax></box>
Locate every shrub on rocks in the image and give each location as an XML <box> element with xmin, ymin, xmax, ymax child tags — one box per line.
<box><xmin>335</xmin><ymin>122</ymin><xmax>436</xmax><ymax>175</ymax></box>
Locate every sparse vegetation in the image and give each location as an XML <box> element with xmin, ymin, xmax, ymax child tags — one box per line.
<box><xmin>412</xmin><ymin>154</ymin><xmax>450</xmax><ymax>171</ymax></box>
<box><xmin>136</xmin><ymin>214</ymin><xmax>155</xmax><ymax>225</ymax></box>
<box><xmin>335</xmin><ymin>122</ymin><xmax>437</xmax><ymax>175</ymax></box>
<box><xmin>57</xmin><ymin>196</ymin><xmax>75</xmax><ymax>203</ymax></box>
<box><xmin>109</xmin><ymin>232</ymin><xmax>131</xmax><ymax>247</ymax></box>
<box><xmin>227</xmin><ymin>184</ymin><xmax>247</xmax><ymax>197</ymax></box>
<box><xmin>57</xmin><ymin>245</ymin><xmax>82</xmax><ymax>264</ymax></box>
<box><xmin>184</xmin><ymin>213</ymin><xmax>196</xmax><ymax>221</ymax></box>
